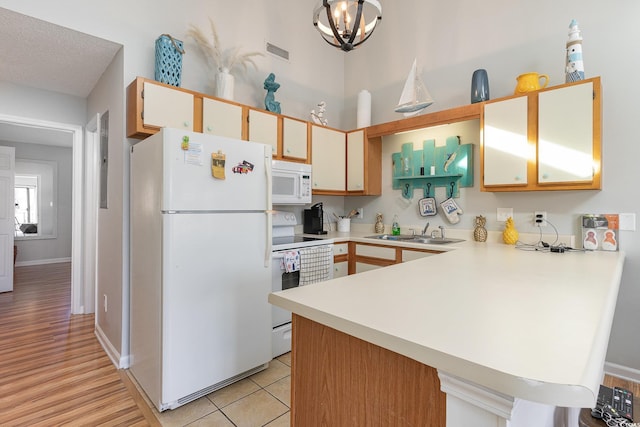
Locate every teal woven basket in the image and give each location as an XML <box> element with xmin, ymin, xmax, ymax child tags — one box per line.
<box><xmin>154</xmin><ymin>34</ymin><xmax>185</xmax><ymax>87</ymax></box>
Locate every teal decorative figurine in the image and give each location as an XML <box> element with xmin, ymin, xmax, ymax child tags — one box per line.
<box><xmin>264</xmin><ymin>73</ymin><xmax>281</xmax><ymax>114</ymax></box>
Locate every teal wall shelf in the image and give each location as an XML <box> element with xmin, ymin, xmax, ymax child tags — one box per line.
<box><xmin>392</xmin><ymin>136</ymin><xmax>474</xmax><ymax>199</ymax></box>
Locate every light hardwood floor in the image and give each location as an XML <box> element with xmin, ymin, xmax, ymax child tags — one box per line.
<box><xmin>0</xmin><ymin>263</ymin><xmax>154</xmax><ymax>426</ymax></box>
<box><xmin>0</xmin><ymin>262</ymin><xmax>637</xmax><ymax>426</ymax></box>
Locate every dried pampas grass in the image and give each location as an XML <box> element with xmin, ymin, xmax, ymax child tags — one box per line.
<box><xmin>187</xmin><ymin>18</ymin><xmax>262</xmax><ymax>74</ymax></box>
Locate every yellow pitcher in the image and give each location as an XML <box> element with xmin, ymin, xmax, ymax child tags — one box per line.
<box><xmin>514</xmin><ymin>72</ymin><xmax>549</xmax><ymax>94</ymax></box>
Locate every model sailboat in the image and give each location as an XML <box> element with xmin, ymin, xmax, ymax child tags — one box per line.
<box><xmin>394</xmin><ymin>58</ymin><xmax>434</xmax><ymax>116</ymax></box>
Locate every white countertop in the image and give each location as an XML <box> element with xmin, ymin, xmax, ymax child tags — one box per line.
<box><xmin>269</xmin><ymin>234</ymin><xmax>625</xmax><ymax>408</ymax></box>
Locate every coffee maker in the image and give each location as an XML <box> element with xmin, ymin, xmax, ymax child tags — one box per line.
<box><xmin>303</xmin><ymin>203</ymin><xmax>327</xmax><ymax>234</ymax></box>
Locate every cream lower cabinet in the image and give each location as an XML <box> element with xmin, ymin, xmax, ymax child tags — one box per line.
<box><xmin>202</xmin><ymin>97</ymin><xmax>243</xmax><ymax>140</ymax></box>
<box><xmin>142</xmin><ymin>81</ymin><xmax>194</xmax><ymax>132</ymax></box>
<box><xmin>482</xmin><ymin>77</ymin><xmax>601</xmax><ymax>192</ymax></box>
<box><xmin>333</xmin><ymin>262</ymin><xmax>348</xmax><ymax>278</ymax></box>
<box><xmin>402</xmin><ymin>249</ymin><xmax>438</xmax><ymax>262</ymax></box>
<box><xmin>349</xmin><ymin>242</ymin><xmax>442</xmax><ymax>275</ymax></box>
<box><xmin>352</xmin><ymin>244</ymin><xmax>397</xmax><ymax>274</ymax></box>
<box><xmin>311</xmin><ymin>125</ymin><xmax>346</xmax><ymax>193</ymax></box>
<box><xmin>248</xmin><ymin>108</ymin><xmax>279</xmax><ymax>156</ymax></box>
<box><xmin>333</xmin><ymin>243</ymin><xmax>349</xmax><ymax>278</ymax></box>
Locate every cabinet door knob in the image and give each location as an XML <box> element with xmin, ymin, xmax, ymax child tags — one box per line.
<box><xmin>183</xmin><ymin>121</ymin><xmax>190</xmax><ymax>128</ymax></box>
<box><xmin>542</xmin><ymin>173</ymin><xmax>549</xmax><ymax>179</ymax></box>
<box><xmin>206</xmin><ymin>125</ymin><xmax>213</xmax><ymax>132</ymax></box>
<box><xmin>514</xmin><ymin>176</ymin><xmax>521</xmax><ymax>181</ymax></box>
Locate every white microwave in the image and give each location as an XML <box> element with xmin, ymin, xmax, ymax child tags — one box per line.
<box><xmin>272</xmin><ymin>160</ymin><xmax>312</xmax><ymax>205</ymax></box>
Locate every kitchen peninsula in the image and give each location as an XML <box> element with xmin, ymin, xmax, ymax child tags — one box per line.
<box><xmin>269</xmin><ymin>239</ymin><xmax>625</xmax><ymax>427</ymax></box>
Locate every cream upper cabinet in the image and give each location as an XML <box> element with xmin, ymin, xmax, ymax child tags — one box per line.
<box><xmin>282</xmin><ymin>117</ymin><xmax>308</xmax><ymax>161</ymax></box>
<box><xmin>481</xmin><ymin>77</ymin><xmax>601</xmax><ymax>192</ymax></box>
<box><xmin>248</xmin><ymin>109</ymin><xmax>279</xmax><ymax>156</ymax></box>
<box><xmin>347</xmin><ymin>130</ymin><xmax>365</xmax><ymax>191</ymax></box>
<box><xmin>202</xmin><ymin>97</ymin><xmax>243</xmax><ymax>140</ymax></box>
<box><xmin>311</xmin><ymin>125</ymin><xmax>346</xmax><ymax>192</ymax></box>
<box><xmin>142</xmin><ymin>81</ymin><xmax>194</xmax><ymax>131</ymax></box>
<box><xmin>482</xmin><ymin>96</ymin><xmax>529</xmax><ymax>187</ymax></box>
<box><xmin>538</xmin><ymin>81</ymin><xmax>594</xmax><ymax>184</ymax></box>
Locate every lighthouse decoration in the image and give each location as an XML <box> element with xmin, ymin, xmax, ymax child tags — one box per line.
<box><xmin>565</xmin><ymin>19</ymin><xmax>585</xmax><ymax>83</ymax></box>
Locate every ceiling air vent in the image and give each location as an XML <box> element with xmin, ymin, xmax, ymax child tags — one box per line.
<box><xmin>266</xmin><ymin>42</ymin><xmax>289</xmax><ymax>61</ymax></box>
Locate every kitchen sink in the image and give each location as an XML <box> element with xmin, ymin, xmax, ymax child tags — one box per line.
<box><xmin>409</xmin><ymin>237</ymin><xmax>465</xmax><ymax>244</ymax></box>
<box><xmin>365</xmin><ymin>234</ymin><xmax>418</xmax><ymax>241</ymax></box>
<box><xmin>365</xmin><ymin>234</ymin><xmax>465</xmax><ymax>245</ymax></box>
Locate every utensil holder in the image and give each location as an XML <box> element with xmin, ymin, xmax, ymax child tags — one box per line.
<box><xmin>338</xmin><ymin>218</ymin><xmax>351</xmax><ymax>232</ymax></box>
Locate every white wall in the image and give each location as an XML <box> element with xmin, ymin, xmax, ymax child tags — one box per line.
<box><xmin>87</xmin><ymin>48</ymin><xmax>127</xmax><ymax>361</ymax></box>
<box><xmin>0</xmin><ymin>81</ymin><xmax>86</xmax><ymax>123</ymax></box>
<box><xmin>0</xmin><ymin>141</ymin><xmax>72</xmax><ymax>264</ymax></box>
<box><xmin>342</xmin><ymin>1</ymin><xmax>640</xmax><ymax>373</ymax></box>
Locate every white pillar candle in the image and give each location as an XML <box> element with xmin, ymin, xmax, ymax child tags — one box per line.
<box><xmin>356</xmin><ymin>89</ymin><xmax>371</xmax><ymax>128</ymax></box>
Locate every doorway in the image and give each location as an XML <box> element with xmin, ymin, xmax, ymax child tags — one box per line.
<box><xmin>0</xmin><ymin>113</ymin><xmax>95</xmax><ymax>314</ymax></box>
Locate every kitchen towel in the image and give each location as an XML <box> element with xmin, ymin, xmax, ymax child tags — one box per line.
<box><xmin>299</xmin><ymin>246</ymin><xmax>333</xmax><ymax>285</ymax></box>
<box><xmin>281</xmin><ymin>251</ymin><xmax>300</xmax><ymax>273</ymax></box>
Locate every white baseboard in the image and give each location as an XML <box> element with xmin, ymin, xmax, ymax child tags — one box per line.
<box><xmin>604</xmin><ymin>361</ymin><xmax>640</xmax><ymax>383</ymax></box>
<box><xmin>95</xmin><ymin>323</ymin><xmax>128</xmax><ymax>369</ymax></box>
<box><xmin>15</xmin><ymin>257</ymin><xmax>71</xmax><ymax>267</ymax></box>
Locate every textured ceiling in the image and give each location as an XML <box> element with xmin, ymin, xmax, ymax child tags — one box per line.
<box><xmin>0</xmin><ymin>7</ymin><xmax>121</xmax><ymax>98</ymax></box>
<box><xmin>0</xmin><ymin>7</ymin><xmax>121</xmax><ymax>147</ymax></box>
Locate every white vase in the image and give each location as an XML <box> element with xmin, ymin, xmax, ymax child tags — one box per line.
<box><xmin>215</xmin><ymin>68</ymin><xmax>234</xmax><ymax>100</ymax></box>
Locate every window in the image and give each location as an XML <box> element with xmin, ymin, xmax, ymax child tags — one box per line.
<box><xmin>14</xmin><ymin>175</ymin><xmax>39</xmax><ymax>235</ymax></box>
<box><xmin>14</xmin><ymin>159</ymin><xmax>57</xmax><ymax>239</ymax></box>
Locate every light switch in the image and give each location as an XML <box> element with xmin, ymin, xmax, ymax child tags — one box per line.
<box><xmin>619</xmin><ymin>213</ymin><xmax>636</xmax><ymax>231</ymax></box>
<box><xmin>497</xmin><ymin>208</ymin><xmax>513</xmax><ymax>222</ymax></box>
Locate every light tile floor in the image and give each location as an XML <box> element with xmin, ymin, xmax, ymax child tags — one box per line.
<box><xmin>147</xmin><ymin>352</ymin><xmax>292</xmax><ymax>427</ymax></box>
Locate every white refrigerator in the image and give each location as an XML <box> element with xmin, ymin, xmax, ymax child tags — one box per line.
<box><xmin>129</xmin><ymin>128</ymin><xmax>272</xmax><ymax>411</ymax></box>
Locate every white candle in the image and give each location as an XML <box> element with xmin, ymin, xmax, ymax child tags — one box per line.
<box><xmin>357</xmin><ymin>89</ymin><xmax>371</xmax><ymax>128</ymax></box>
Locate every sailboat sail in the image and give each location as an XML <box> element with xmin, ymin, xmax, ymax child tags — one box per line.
<box><xmin>394</xmin><ymin>59</ymin><xmax>434</xmax><ymax>116</ymax></box>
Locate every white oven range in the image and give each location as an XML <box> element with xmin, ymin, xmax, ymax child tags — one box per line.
<box><xmin>271</xmin><ymin>211</ymin><xmax>334</xmax><ymax>358</ymax></box>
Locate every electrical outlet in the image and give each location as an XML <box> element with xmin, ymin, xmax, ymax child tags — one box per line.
<box><xmin>103</xmin><ymin>294</ymin><xmax>107</xmax><ymax>312</ymax></box>
<box><xmin>356</xmin><ymin>207</ymin><xmax>364</xmax><ymax>218</ymax></box>
<box><xmin>534</xmin><ymin>211</ymin><xmax>547</xmax><ymax>227</ymax></box>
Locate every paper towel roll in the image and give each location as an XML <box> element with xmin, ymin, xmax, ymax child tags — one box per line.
<box><xmin>357</xmin><ymin>89</ymin><xmax>371</xmax><ymax>128</ymax></box>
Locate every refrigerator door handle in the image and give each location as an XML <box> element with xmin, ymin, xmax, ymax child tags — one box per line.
<box><xmin>265</xmin><ymin>147</ymin><xmax>273</xmax><ymax>268</ymax></box>
<box><xmin>265</xmin><ymin>146</ymin><xmax>273</xmax><ymax>209</ymax></box>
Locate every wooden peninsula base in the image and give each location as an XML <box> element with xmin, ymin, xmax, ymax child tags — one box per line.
<box><xmin>291</xmin><ymin>314</ymin><xmax>446</xmax><ymax>426</ymax></box>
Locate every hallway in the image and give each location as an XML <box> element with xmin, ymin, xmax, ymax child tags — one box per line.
<box><xmin>0</xmin><ymin>263</ymin><xmax>152</xmax><ymax>426</ymax></box>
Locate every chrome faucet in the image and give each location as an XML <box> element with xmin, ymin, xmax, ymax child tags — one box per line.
<box><xmin>422</xmin><ymin>221</ymin><xmax>430</xmax><ymax>236</ymax></box>
<box><xmin>438</xmin><ymin>225</ymin><xmax>445</xmax><ymax>239</ymax></box>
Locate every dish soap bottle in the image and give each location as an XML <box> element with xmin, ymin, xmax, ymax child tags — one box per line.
<box><xmin>392</xmin><ymin>215</ymin><xmax>400</xmax><ymax>236</ymax></box>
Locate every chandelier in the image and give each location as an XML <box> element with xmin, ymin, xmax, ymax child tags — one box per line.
<box><xmin>313</xmin><ymin>0</ymin><xmax>382</xmax><ymax>52</ymax></box>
